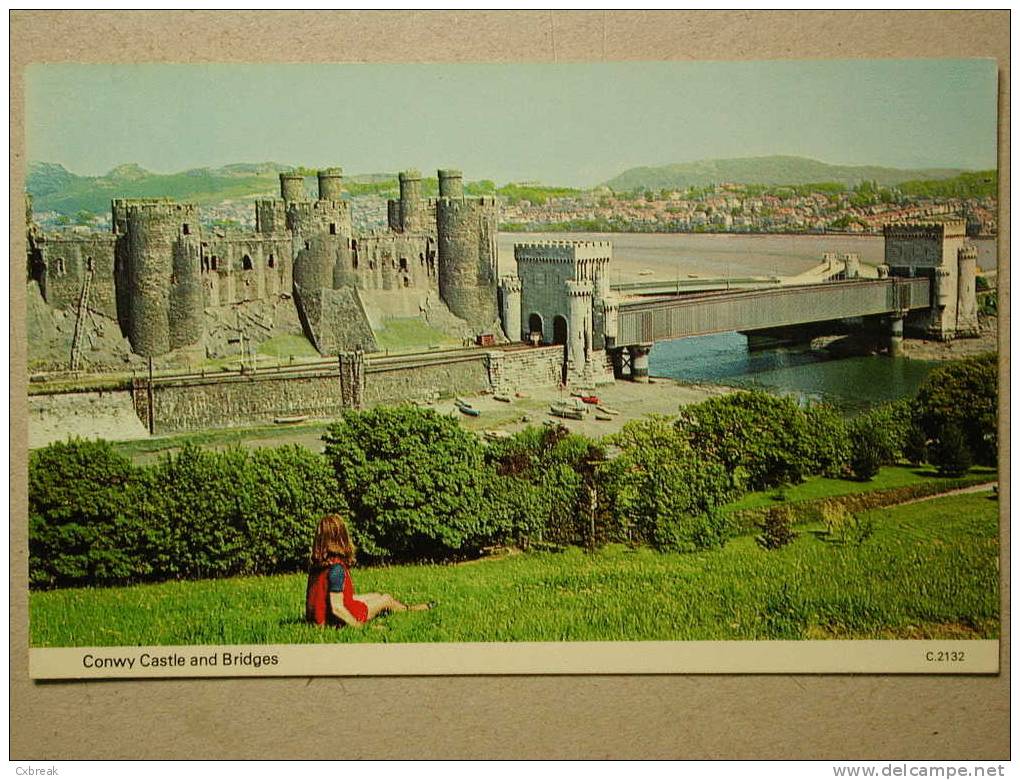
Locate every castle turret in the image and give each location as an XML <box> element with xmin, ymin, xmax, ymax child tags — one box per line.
<box><xmin>123</xmin><ymin>200</ymin><xmax>202</xmax><ymax>357</ymax></box>
<box><xmin>437</xmin><ymin>194</ymin><xmax>500</xmax><ymax>331</ymax></box>
<box><xmin>398</xmin><ymin>169</ymin><xmax>425</xmax><ymax>233</ymax></box>
<box><xmin>499</xmin><ymin>274</ymin><xmax>522</xmax><ymax>342</ymax></box>
<box><xmin>317</xmin><ymin>168</ymin><xmax>344</xmax><ymax>201</ymax></box>
<box><xmin>565</xmin><ymin>279</ymin><xmax>594</xmax><ymax>373</ymax></box>
<box><xmin>956</xmin><ymin>243</ymin><xmax>980</xmax><ymax>336</ymax></box>
<box><xmin>438</xmin><ymin>169</ymin><xmax>464</xmax><ymax>199</ymax></box>
<box><xmin>280</xmin><ymin>172</ymin><xmax>305</xmax><ymax>203</ymax></box>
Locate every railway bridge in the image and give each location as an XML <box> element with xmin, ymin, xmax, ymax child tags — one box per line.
<box><xmin>610</xmin><ymin>276</ymin><xmax>928</xmax><ymax>380</ymax></box>
<box><xmin>502</xmin><ymin>224</ymin><xmax>977</xmax><ymax>384</ymax></box>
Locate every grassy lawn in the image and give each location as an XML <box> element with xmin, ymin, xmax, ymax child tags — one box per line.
<box><xmin>373</xmin><ymin>318</ymin><xmax>460</xmax><ymax>353</ymax></box>
<box><xmin>256</xmin><ymin>333</ymin><xmax>321</xmax><ymax>359</ymax></box>
<box><xmin>30</xmin><ymin>491</ymin><xmax>1000</xmax><ymax>646</ymax></box>
<box><xmin>722</xmin><ymin>464</ymin><xmax>997</xmax><ymax>513</ymax></box>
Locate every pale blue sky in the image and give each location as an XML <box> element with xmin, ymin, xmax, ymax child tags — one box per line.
<box><xmin>26</xmin><ymin>60</ymin><xmax>997</xmax><ymax>186</ymax></box>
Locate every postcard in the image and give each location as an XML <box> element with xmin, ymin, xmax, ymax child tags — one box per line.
<box><xmin>18</xmin><ymin>56</ymin><xmax>1002</xmax><ymax>682</ymax></box>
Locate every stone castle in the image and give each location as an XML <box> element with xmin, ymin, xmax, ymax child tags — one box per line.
<box><xmin>26</xmin><ymin>167</ymin><xmax>501</xmax><ymax>368</ymax></box>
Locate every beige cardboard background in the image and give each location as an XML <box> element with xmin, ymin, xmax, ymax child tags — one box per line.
<box><xmin>9</xmin><ymin>10</ymin><xmax>1010</xmax><ymax>759</ymax></box>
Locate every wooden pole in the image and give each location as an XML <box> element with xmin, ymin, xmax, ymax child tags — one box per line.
<box><xmin>147</xmin><ymin>357</ymin><xmax>154</xmax><ymax>435</ymax></box>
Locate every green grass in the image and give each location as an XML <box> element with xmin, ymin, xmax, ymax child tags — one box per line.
<box><xmin>110</xmin><ymin>420</ymin><xmax>333</xmax><ymax>463</ymax></box>
<box><xmin>722</xmin><ymin>464</ymin><xmax>997</xmax><ymax>513</ymax></box>
<box><xmin>373</xmin><ymin>318</ymin><xmax>460</xmax><ymax>353</ymax></box>
<box><xmin>30</xmin><ymin>491</ymin><xmax>1000</xmax><ymax>646</ymax></box>
<box><xmin>256</xmin><ymin>333</ymin><xmax>321</xmax><ymax>359</ymax></box>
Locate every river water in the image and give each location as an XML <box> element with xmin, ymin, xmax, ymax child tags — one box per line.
<box><xmin>648</xmin><ymin>333</ymin><xmax>934</xmax><ymax>414</ymax></box>
<box><xmin>498</xmin><ymin>232</ymin><xmax>979</xmax><ymax>412</ymax></box>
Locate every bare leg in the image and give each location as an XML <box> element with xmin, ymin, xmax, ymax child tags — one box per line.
<box><xmin>358</xmin><ymin>592</ymin><xmax>431</xmax><ymax>620</ymax></box>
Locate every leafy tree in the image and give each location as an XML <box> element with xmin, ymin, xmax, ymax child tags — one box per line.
<box><xmin>850</xmin><ymin>399</ymin><xmax>913</xmax><ymax>465</ymax></box>
<box><xmin>608</xmin><ymin>416</ymin><xmax>733</xmax><ymax>552</ymax></box>
<box><xmin>803</xmin><ymin>403</ymin><xmax>852</xmax><ymax>478</ymax></box>
<box><xmin>849</xmin><ymin>427</ymin><xmax>884</xmax><ymax>481</ymax></box>
<box><xmin>675</xmin><ymin>391</ymin><xmax>811</xmax><ymax>491</ymax></box>
<box><xmin>484</xmin><ymin>424</ymin><xmax>610</xmax><ymax>547</ymax></box>
<box><xmin>322</xmin><ymin>406</ymin><xmax>488</xmax><ymax>560</ymax></box>
<box><xmin>930</xmin><ymin>424</ymin><xmax>973</xmax><ymax>477</ymax></box>
<box><xmin>913</xmin><ymin>354</ymin><xmax>998</xmax><ymax>466</ymax></box>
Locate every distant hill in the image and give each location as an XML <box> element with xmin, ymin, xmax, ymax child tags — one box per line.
<box><xmin>604</xmin><ymin>155</ymin><xmax>968</xmax><ymax>191</ymax></box>
<box><xmin>26</xmin><ymin>162</ymin><xmax>294</xmax><ymax>215</ymax></box>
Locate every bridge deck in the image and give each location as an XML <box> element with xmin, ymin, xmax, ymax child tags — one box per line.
<box><xmin>616</xmin><ymin>278</ymin><xmax>930</xmax><ymax>345</ymax></box>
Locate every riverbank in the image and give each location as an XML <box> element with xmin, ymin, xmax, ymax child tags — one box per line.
<box><xmin>47</xmin><ymin>377</ymin><xmax>731</xmax><ymax>464</ymax></box>
<box><xmin>901</xmin><ymin>316</ymin><xmax>998</xmax><ymax>361</ymax></box>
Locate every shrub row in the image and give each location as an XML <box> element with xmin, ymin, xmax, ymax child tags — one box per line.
<box><xmin>727</xmin><ymin>474</ymin><xmax>993</xmax><ymax>537</ymax></box>
<box><xmin>29</xmin><ymin>440</ymin><xmax>344</xmax><ymax>588</ymax></box>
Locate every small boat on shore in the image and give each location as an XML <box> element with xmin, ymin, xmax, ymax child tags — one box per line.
<box><xmin>596</xmin><ymin>405</ymin><xmax>620</xmax><ymax>416</ymax></box>
<box><xmin>493</xmin><ymin>393</ymin><xmax>512</xmax><ymax>403</ymax></box>
<box><xmin>594</xmin><ymin>412</ymin><xmax>613</xmax><ymax>422</ymax></box>
<box><xmin>273</xmin><ymin>415</ymin><xmax>308</xmax><ymax>425</ymax></box>
<box><xmin>459</xmin><ymin>405</ymin><xmax>481</xmax><ymax>417</ymax></box>
<box><xmin>550</xmin><ymin>398</ymin><xmax>587</xmax><ymax>420</ymax></box>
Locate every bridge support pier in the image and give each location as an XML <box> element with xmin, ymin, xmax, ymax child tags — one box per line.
<box><xmin>610</xmin><ymin>347</ymin><xmax>627</xmax><ymax>379</ymax></box>
<box><xmin>628</xmin><ymin>344</ymin><xmax>652</xmax><ymax>382</ymax></box>
<box><xmin>888</xmin><ymin>314</ymin><xmax>904</xmax><ymax>358</ymax></box>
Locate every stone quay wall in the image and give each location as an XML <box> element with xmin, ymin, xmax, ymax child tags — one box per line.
<box><xmin>130</xmin><ymin>344</ymin><xmax>566</xmax><ymax>433</ymax></box>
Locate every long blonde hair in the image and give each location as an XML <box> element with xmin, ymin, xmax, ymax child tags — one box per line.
<box><xmin>309</xmin><ymin>514</ymin><xmax>356</xmax><ymax>569</ymax></box>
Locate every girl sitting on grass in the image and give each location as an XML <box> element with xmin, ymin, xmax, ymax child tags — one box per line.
<box><xmin>305</xmin><ymin>514</ymin><xmax>431</xmax><ymax>629</ymax></box>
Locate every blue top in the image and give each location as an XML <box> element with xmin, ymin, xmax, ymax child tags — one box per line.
<box><xmin>327</xmin><ymin>563</ymin><xmax>346</xmax><ymax>593</ymax></box>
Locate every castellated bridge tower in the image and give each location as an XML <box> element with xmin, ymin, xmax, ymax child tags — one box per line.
<box><xmin>121</xmin><ymin>200</ymin><xmax>203</xmax><ymax>357</ymax></box>
<box><xmin>883</xmin><ymin>219</ymin><xmax>978</xmax><ymax>340</ymax></box>
<box><xmin>437</xmin><ymin>188</ymin><xmax>500</xmax><ymax>331</ymax></box>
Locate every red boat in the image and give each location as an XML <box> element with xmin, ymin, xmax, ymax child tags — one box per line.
<box><xmin>579</xmin><ymin>395</ymin><xmax>600</xmax><ymax>405</ymax></box>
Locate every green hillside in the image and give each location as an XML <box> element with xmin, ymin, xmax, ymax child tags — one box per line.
<box><xmin>27</xmin><ymin>162</ymin><xmax>288</xmax><ymax>214</ymax></box>
<box><xmin>605</xmin><ymin>155</ymin><xmax>967</xmax><ymax>192</ymax></box>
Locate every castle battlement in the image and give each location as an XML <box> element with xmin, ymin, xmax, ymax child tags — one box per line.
<box><xmin>883</xmin><ymin>218</ymin><xmax>967</xmax><ymax>239</ymax></box>
<box><xmin>514</xmin><ymin>240</ymin><xmax>613</xmax><ymax>263</ymax></box>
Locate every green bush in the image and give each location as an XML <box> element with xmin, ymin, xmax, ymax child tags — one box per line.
<box><xmin>29</xmin><ymin>439</ymin><xmax>146</xmax><ymax>588</ymax></box>
<box><xmin>850</xmin><ymin>399</ymin><xmax>913</xmax><ymax>465</ymax></box>
<box><xmin>849</xmin><ymin>427</ymin><xmax>884</xmax><ymax>481</ymax></box>
<box><xmin>756</xmin><ymin>505</ymin><xmax>797</xmax><ymax>550</ymax></box>
<box><xmin>142</xmin><ymin>444</ymin><xmax>345</xmax><ymax>580</ymax></box>
<box><xmin>914</xmin><ymin>354</ymin><xmax>998</xmax><ymax>466</ymax></box>
<box><xmin>30</xmin><ymin>440</ymin><xmax>346</xmax><ymax>588</ymax></box>
<box><xmin>609</xmin><ymin>416</ymin><xmax>733</xmax><ymax>552</ymax></box>
<box><xmin>675</xmin><ymin>391</ymin><xmax>811</xmax><ymax>490</ymax></box>
<box><xmin>322</xmin><ymin>406</ymin><xmax>489</xmax><ymax>560</ymax></box>
<box><xmin>803</xmin><ymin>403</ymin><xmax>852</xmax><ymax>478</ymax></box>
<box><xmin>484</xmin><ymin>424</ymin><xmax>610</xmax><ymax>548</ymax></box>
<box><xmin>931</xmin><ymin>424</ymin><xmax>973</xmax><ymax>478</ymax></box>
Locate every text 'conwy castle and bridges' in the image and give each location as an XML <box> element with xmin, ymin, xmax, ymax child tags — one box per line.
<box><xmin>26</xmin><ymin>167</ymin><xmax>980</xmax><ymax>433</ymax></box>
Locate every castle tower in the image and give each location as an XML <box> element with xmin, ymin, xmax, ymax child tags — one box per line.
<box><xmin>438</xmin><ymin>169</ymin><xmax>464</xmax><ymax>199</ymax></box>
<box><xmin>499</xmin><ymin>274</ymin><xmax>523</xmax><ymax>342</ymax></box>
<box><xmin>123</xmin><ymin>200</ymin><xmax>202</xmax><ymax>357</ymax></box>
<box><xmin>883</xmin><ymin>219</ymin><xmax>970</xmax><ymax>340</ymax></box>
<box><xmin>279</xmin><ymin>172</ymin><xmax>305</xmax><ymax>203</ymax></box>
<box><xmin>956</xmin><ymin>243</ymin><xmax>980</xmax><ymax>336</ymax></box>
<box><xmin>565</xmin><ymin>279</ymin><xmax>594</xmax><ymax>373</ymax></box>
<box><xmin>317</xmin><ymin>168</ymin><xmax>344</xmax><ymax>202</ymax></box>
<box><xmin>436</xmin><ymin>194</ymin><xmax>500</xmax><ymax>331</ymax></box>
<box><xmin>398</xmin><ymin>169</ymin><xmax>425</xmax><ymax>233</ymax></box>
